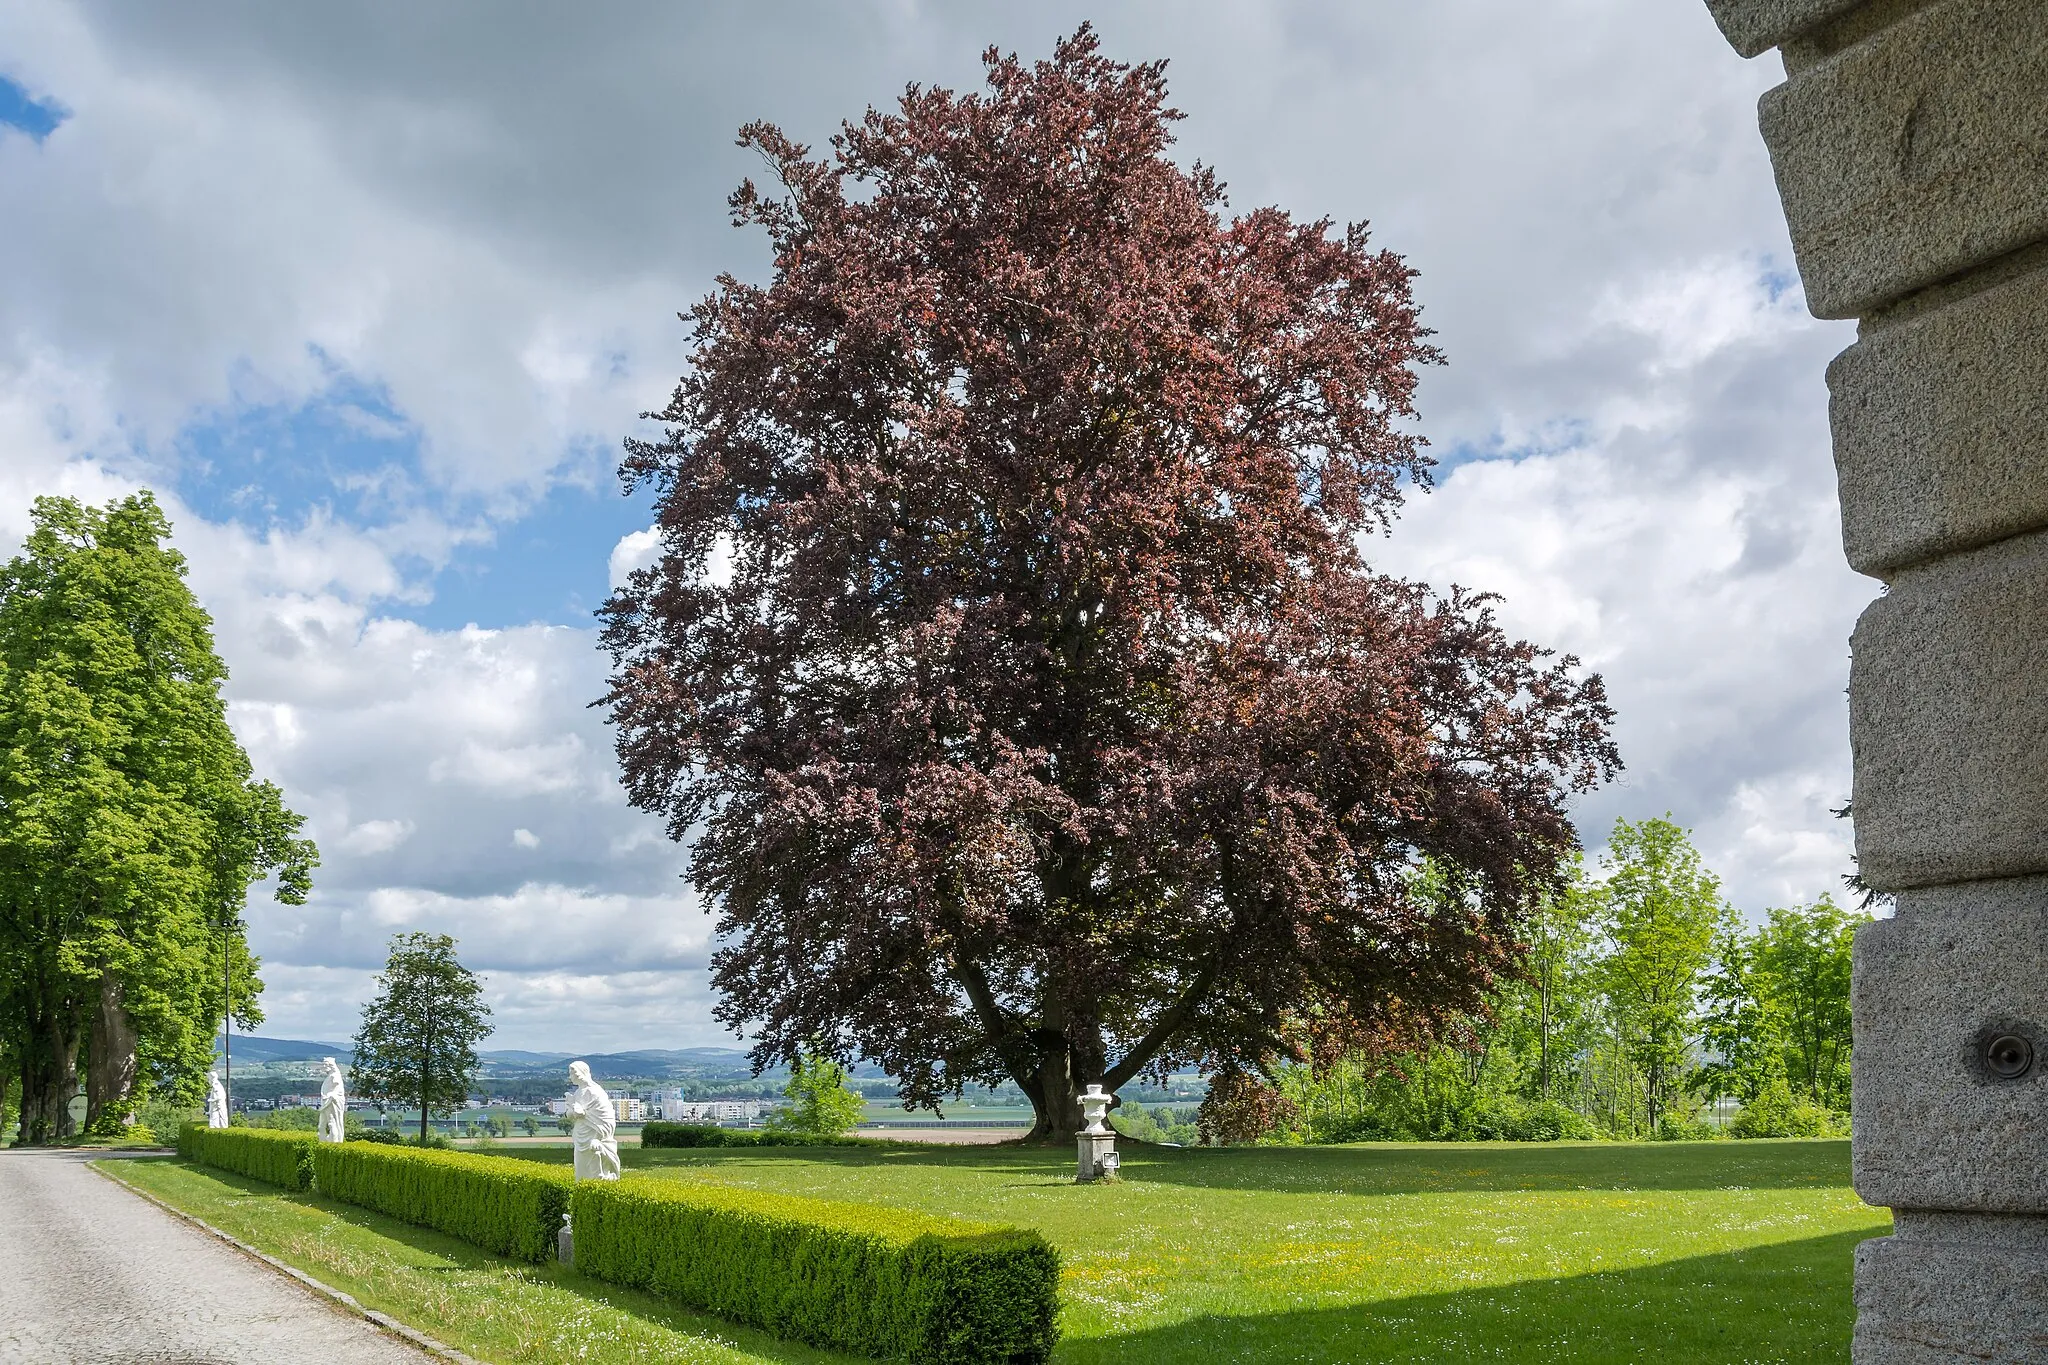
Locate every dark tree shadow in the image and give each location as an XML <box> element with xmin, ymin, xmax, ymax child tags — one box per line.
<box><xmin>1063</xmin><ymin>1228</ymin><xmax>1879</xmax><ymax>1365</ymax></box>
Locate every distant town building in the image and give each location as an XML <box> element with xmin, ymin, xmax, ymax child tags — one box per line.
<box><xmin>552</xmin><ymin>1088</ymin><xmax>648</xmax><ymax>1121</ymax></box>
<box><xmin>653</xmin><ymin>1091</ymin><xmax>770</xmax><ymax>1124</ymax></box>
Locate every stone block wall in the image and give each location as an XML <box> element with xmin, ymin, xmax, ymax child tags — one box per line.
<box><xmin>1702</xmin><ymin>1</ymin><xmax>2048</xmax><ymax>1359</ymax></box>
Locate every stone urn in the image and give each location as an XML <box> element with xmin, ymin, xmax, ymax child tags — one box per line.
<box><xmin>1075</xmin><ymin>1084</ymin><xmax>1118</xmax><ymax>1182</ymax></box>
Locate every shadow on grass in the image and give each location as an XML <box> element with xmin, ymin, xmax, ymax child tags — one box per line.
<box><xmin>1063</xmin><ymin>1228</ymin><xmax>1880</xmax><ymax>1365</ymax></box>
<box><xmin>509</xmin><ymin>1136</ymin><xmax>1859</xmax><ymax>1197</ymax></box>
<box><xmin>125</xmin><ymin>1159</ymin><xmax>863</xmax><ymax>1365</ymax></box>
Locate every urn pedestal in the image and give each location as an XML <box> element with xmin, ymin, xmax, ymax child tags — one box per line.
<box><xmin>1076</xmin><ymin>1132</ymin><xmax>1120</xmax><ymax>1183</ymax></box>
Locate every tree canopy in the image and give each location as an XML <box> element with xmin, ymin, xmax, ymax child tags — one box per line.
<box><xmin>350</xmin><ymin>931</ymin><xmax>493</xmax><ymax>1143</ymax></box>
<box><xmin>0</xmin><ymin>493</ymin><xmax>315</xmax><ymax>1143</ymax></box>
<box><xmin>601</xmin><ymin>28</ymin><xmax>1619</xmax><ymax>1137</ymax></box>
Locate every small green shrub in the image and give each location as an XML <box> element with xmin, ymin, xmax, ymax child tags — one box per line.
<box><xmin>311</xmin><ymin>1142</ymin><xmax>572</xmax><ymax>1263</ymax></box>
<box><xmin>641</xmin><ymin>1122</ymin><xmax>882</xmax><ymax>1150</ymax></box>
<box><xmin>1730</xmin><ymin>1084</ymin><xmax>1848</xmax><ymax>1139</ymax></box>
<box><xmin>177</xmin><ymin>1123</ymin><xmax>316</xmax><ymax>1190</ymax></box>
<box><xmin>1652</xmin><ymin>1115</ymin><xmax>1725</xmax><ymax>1142</ymax></box>
<box><xmin>573</xmin><ymin>1177</ymin><xmax>1059</xmax><ymax>1363</ymax></box>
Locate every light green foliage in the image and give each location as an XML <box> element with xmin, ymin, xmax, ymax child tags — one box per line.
<box><xmin>1699</xmin><ymin>898</ymin><xmax>1862</xmax><ymax>1139</ymax></box>
<box><xmin>312</xmin><ymin>1141</ymin><xmax>572</xmax><ymax>1263</ymax></box>
<box><xmin>1507</xmin><ymin>859</ymin><xmax>1604</xmax><ymax>1104</ymax></box>
<box><xmin>245</xmin><ymin>1105</ymin><xmax>375</xmax><ymax>1140</ymax></box>
<box><xmin>767</xmin><ymin>1049</ymin><xmax>864</xmax><ymax>1137</ymax></box>
<box><xmin>1594</xmin><ymin>817</ymin><xmax>1728</xmax><ymax>1132</ymax></box>
<box><xmin>0</xmin><ymin>493</ymin><xmax>314</xmax><ymax>1143</ymax></box>
<box><xmin>1278</xmin><ymin>1050</ymin><xmax>1598</xmax><ymax>1143</ymax></box>
<box><xmin>1274</xmin><ymin>860</ymin><xmax>1608</xmax><ymax>1143</ymax></box>
<box><xmin>1108</xmin><ymin>1105</ymin><xmax>1200</xmax><ymax>1146</ymax></box>
<box><xmin>349</xmin><ymin>932</ymin><xmax>492</xmax><ymax>1144</ymax></box>
<box><xmin>1728</xmin><ymin>1078</ymin><xmax>1850</xmax><ymax>1138</ymax></box>
<box><xmin>177</xmin><ymin>1121</ymin><xmax>315</xmax><ymax>1190</ymax></box>
<box><xmin>572</xmin><ymin>1175</ymin><xmax>1060</xmax><ymax>1363</ymax></box>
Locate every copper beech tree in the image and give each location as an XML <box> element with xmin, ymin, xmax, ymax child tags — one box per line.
<box><xmin>602</xmin><ymin>29</ymin><xmax>1619</xmax><ymax>1140</ymax></box>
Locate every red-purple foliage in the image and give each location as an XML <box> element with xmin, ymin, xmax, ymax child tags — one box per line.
<box><xmin>601</xmin><ymin>28</ymin><xmax>1619</xmax><ymax>1138</ymax></box>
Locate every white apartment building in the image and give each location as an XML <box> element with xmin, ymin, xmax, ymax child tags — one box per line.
<box><xmin>550</xmin><ymin>1088</ymin><xmax>645</xmax><ymax>1121</ymax></box>
<box><xmin>654</xmin><ymin>1092</ymin><xmax>770</xmax><ymax>1124</ymax></box>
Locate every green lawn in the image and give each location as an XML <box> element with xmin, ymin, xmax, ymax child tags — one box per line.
<box><xmin>102</xmin><ymin>1138</ymin><xmax>1888</xmax><ymax>1364</ymax></box>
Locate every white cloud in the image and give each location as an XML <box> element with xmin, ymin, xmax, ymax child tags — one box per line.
<box><xmin>511</xmin><ymin>828</ymin><xmax>540</xmax><ymax>849</ymax></box>
<box><xmin>1376</xmin><ymin>261</ymin><xmax>1868</xmax><ymax>914</ymax></box>
<box><xmin>607</xmin><ymin>527</ymin><xmax>660</xmax><ymax>591</ymax></box>
<box><xmin>339</xmin><ymin>818</ymin><xmax>415</xmax><ymax>856</ymax></box>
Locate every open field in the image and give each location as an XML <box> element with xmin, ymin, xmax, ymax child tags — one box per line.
<box><xmin>103</xmin><ymin>1139</ymin><xmax>1888</xmax><ymax>1364</ymax></box>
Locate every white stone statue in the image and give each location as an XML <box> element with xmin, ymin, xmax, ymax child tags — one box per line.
<box><xmin>565</xmin><ymin>1060</ymin><xmax>620</xmax><ymax>1181</ymax></box>
<box><xmin>318</xmin><ymin>1057</ymin><xmax>347</xmax><ymax>1143</ymax></box>
<box><xmin>1079</xmin><ymin>1084</ymin><xmax>1112</xmax><ymax>1135</ymax></box>
<box><xmin>206</xmin><ymin>1070</ymin><xmax>229</xmax><ymax>1129</ymax></box>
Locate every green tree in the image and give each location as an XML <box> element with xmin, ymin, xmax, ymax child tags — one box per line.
<box><xmin>1595</xmin><ymin>817</ymin><xmax>1727</xmax><ymax>1133</ymax></box>
<box><xmin>1754</xmin><ymin>898</ymin><xmax>1860</xmax><ymax>1110</ymax></box>
<box><xmin>349</xmin><ymin>933</ymin><xmax>493</xmax><ymax>1144</ymax></box>
<box><xmin>0</xmin><ymin>493</ymin><xmax>314</xmax><ymax>1143</ymax></box>
<box><xmin>1489</xmin><ymin>857</ymin><xmax>1602</xmax><ymax>1105</ymax></box>
<box><xmin>1701</xmin><ymin>897</ymin><xmax>1862</xmax><ymax>1113</ymax></box>
<box><xmin>769</xmin><ymin>1049</ymin><xmax>864</xmax><ymax>1137</ymax></box>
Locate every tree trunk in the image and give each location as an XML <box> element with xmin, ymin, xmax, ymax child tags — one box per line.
<box><xmin>20</xmin><ymin>1010</ymin><xmax>80</xmax><ymax>1145</ymax></box>
<box><xmin>420</xmin><ymin>1012</ymin><xmax>432</xmax><ymax>1145</ymax></box>
<box><xmin>86</xmin><ymin>974</ymin><xmax>139</xmax><ymax>1129</ymax></box>
<box><xmin>1026</xmin><ymin>1043</ymin><xmax>1085</xmax><ymax>1142</ymax></box>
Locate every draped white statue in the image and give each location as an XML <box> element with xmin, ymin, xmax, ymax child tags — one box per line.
<box><xmin>206</xmin><ymin>1070</ymin><xmax>229</xmax><ymax>1129</ymax></box>
<box><xmin>318</xmin><ymin>1057</ymin><xmax>347</xmax><ymax>1143</ymax></box>
<box><xmin>565</xmin><ymin>1060</ymin><xmax>620</xmax><ymax>1181</ymax></box>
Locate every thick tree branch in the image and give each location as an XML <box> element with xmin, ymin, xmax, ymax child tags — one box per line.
<box><xmin>1101</xmin><ymin>953</ymin><xmax>1223</xmax><ymax>1093</ymax></box>
<box><xmin>952</xmin><ymin>958</ymin><xmax>1036</xmax><ymax>1093</ymax></box>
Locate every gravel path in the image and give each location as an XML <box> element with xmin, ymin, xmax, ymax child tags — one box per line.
<box><xmin>0</xmin><ymin>1147</ymin><xmax>425</xmax><ymax>1365</ymax></box>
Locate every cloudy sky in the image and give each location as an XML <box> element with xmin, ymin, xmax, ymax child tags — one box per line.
<box><xmin>0</xmin><ymin>2</ymin><xmax>1868</xmax><ymax>1051</ymax></box>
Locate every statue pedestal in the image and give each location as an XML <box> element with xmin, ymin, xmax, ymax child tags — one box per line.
<box><xmin>1075</xmin><ymin>1132</ymin><xmax>1120</xmax><ymax>1183</ymax></box>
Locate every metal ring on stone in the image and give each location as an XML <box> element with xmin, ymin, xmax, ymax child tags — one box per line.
<box><xmin>1985</xmin><ymin>1034</ymin><xmax>2034</xmax><ymax>1080</ymax></box>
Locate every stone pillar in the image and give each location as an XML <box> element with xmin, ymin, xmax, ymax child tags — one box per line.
<box><xmin>1703</xmin><ymin>1</ymin><xmax>2048</xmax><ymax>1359</ymax></box>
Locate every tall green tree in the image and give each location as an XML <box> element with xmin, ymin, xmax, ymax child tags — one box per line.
<box><xmin>1701</xmin><ymin>897</ymin><xmax>1861</xmax><ymax>1112</ymax></box>
<box><xmin>350</xmin><ymin>932</ymin><xmax>493</xmax><ymax>1143</ymax></box>
<box><xmin>769</xmin><ymin>1048</ymin><xmax>865</xmax><ymax>1137</ymax></box>
<box><xmin>1755</xmin><ymin>898</ymin><xmax>1859</xmax><ymax>1109</ymax></box>
<box><xmin>1508</xmin><ymin>858</ymin><xmax>1600</xmax><ymax>1104</ymax></box>
<box><xmin>1595</xmin><ymin>817</ymin><xmax>1726</xmax><ymax>1132</ymax></box>
<box><xmin>0</xmin><ymin>493</ymin><xmax>315</xmax><ymax>1143</ymax></box>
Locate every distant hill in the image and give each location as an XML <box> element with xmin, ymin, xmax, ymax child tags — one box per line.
<box><xmin>213</xmin><ymin>1037</ymin><xmax>838</xmax><ymax>1081</ymax></box>
<box><xmin>214</xmin><ymin>1035</ymin><xmax>352</xmax><ymax>1064</ymax></box>
<box><xmin>480</xmin><ymin>1047</ymin><xmax>764</xmax><ymax>1080</ymax></box>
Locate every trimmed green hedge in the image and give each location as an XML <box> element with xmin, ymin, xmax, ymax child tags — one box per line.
<box><xmin>572</xmin><ymin>1177</ymin><xmax>1059</xmax><ymax>1363</ymax></box>
<box><xmin>176</xmin><ymin>1124</ymin><xmax>316</xmax><ymax>1191</ymax></box>
<box><xmin>640</xmin><ymin>1122</ymin><xmax>881</xmax><ymax>1150</ymax></box>
<box><xmin>311</xmin><ymin>1141</ymin><xmax>572</xmax><ymax>1263</ymax></box>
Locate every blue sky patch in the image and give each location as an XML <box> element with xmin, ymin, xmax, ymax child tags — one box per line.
<box><xmin>173</xmin><ymin>378</ymin><xmax>655</xmax><ymax>632</ymax></box>
<box><xmin>0</xmin><ymin>74</ymin><xmax>65</xmax><ymax>141</ymax></box>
